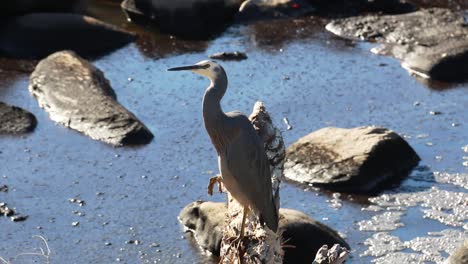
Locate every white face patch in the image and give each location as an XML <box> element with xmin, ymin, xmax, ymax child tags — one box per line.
<box><xmin>192</xmin><ymin>60</ymin><xmax>222</xmax><ymax>80</ymax></box>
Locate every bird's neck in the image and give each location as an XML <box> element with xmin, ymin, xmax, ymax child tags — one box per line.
<box><xmin>202</xmin><ymin>73</ymin><xmax>228</xmax><ymax>154</ymax></box>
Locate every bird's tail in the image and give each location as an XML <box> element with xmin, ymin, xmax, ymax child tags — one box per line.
<box><xmin>260</xmin><ymin>199</ymin><xmax>278</xmax><ymax>232</ymax></box>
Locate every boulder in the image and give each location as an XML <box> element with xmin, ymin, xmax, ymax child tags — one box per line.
<box><xmin>121</xmin><ymin>0</ymin><xmax>239</xmax><ymax>39</ymax></box>
<box><xmin>0</xmin><ymin>102</ymin><xmax>37</xmax><ymax>134</ymax></box>
<box><xmin>29</xmin><ymin>51</ymin><xmax>153</xmax><ymax>146</ymax></box>
<box><xmin>326</xmin><ymin>8</ymin><xmax>468</xmax><ymax>82</ymax></box>
<box><xmin>447</xmin><ymin>240</ymin><xmax>468</xmax><ymax>264</ymax></box>
<box><xmin>284</xmin><ymin>127</ymin><xmax>420</xmax><ymax>193</ymax></box>
<box><xmin>179</xmin><ymin>201</ymin><xmax>349</xmax><ymax>263</ymax></box>
<box><xmin>1</xmin><ymin>0</ymin><xmax>87</xmax><ymax>16</ymax></box>
<box><xmin>0</xmin><ymin>13</ymin><xmax>136</xmax><ymax>59</ymax></box>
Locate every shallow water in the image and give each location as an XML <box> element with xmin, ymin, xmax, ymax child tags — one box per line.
<box><xmin>0</xmin><ymin>2</ymin><xmax>467</xmax><ymax>264</ymax></box>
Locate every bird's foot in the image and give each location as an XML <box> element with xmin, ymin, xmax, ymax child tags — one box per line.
<box><xmin>207</xmin><ymin>175</ymin><xmax>223</xmax><ymax>196</ymax></box>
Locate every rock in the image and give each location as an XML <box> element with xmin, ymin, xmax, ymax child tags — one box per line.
<box><xmin>122</xmin><ymin>0</ymin><xmax>239</xmax><ymax>39</ymax></box>
<box><xmin>326</xmin><ymin>8</ymin><xmax>468</xmax><ymax>82</ymax></box>
<box><xmin>29</xmin><ymin>51</ymin><xmax>153</xmax><ymax>146</ymax></box>
<box><xmin>284</xmin><ymin>126</ymin><xmax>420</xmax><ymax>193</ymax></box>
<box><xmin>448</xmin><ymin>240</ymin><xmax>468</xmax><ymax>264</ymax></box>
<box><xmin>209</xmin><ymin>51</ymin><xmax>248</xmax><ymax>61</ymax></box>
<box><xmin>406</xmin><ymin>0</ymin><xmax>468</xmax><ymax>10</ymax></box>
<box><xmin>312</xmin><ymin>0</ymin><xmax>415</xmax><ymax>17</ymax></box>
<box><xmin>0</xmin><ymin>13</ymin><xmax>136</xmax><ymax>59</ymax></box>
<box><xmin>236</xmin><ymin>0</ymin><xmax>316</xmax><ymax>22</ymax></box>
<box><xmin>178</xmin><ymin>201</ymin><xmax>349</xmax><ymax>263</ymax></box>
<box><xmin>1</xmin><ymin>0</ymin><xmax>87</xmax><ymax>16</ymax></box>
<box><xmin>0</xmin><ymin>102</ymin><xmax>37</xmax><ymax>134</ymax></box>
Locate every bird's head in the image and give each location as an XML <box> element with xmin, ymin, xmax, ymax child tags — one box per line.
<box><xmin>168</xmin><ymin>60</ymin><xmax>224</xmax><ymax>80</ymax></box>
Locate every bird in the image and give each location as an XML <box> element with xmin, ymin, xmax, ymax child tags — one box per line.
<box><xmin>168</xmin><ymin>60</ymin><xmax>278</xmax><ymax>237</ymax></box>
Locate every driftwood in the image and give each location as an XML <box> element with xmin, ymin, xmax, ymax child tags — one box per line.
<box><xmin>312</xmin><ymin>244</ymin><xmax>349</xmax><ymax>264</ymax></box>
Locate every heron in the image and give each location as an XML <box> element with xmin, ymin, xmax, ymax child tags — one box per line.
<box><xmin>168</xmin><ymin>60</ymin><xmax>278</xmax><ymax>238</ymax></box>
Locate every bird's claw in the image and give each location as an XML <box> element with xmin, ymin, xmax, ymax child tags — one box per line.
<box><xmin>207</xmin><ymin>175</ymin><xmax>223</xmax><ymax>196</ymax></box>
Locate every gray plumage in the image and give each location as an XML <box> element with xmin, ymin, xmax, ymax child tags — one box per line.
<box><xmin>168</xmin><ymin>60</ymin><xmax>278</xmax><ymax>232</ymax></box>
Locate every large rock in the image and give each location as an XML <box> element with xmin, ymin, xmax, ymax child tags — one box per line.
<box><xmin>122</xmin><ymin>0</ymin><xmax>239</xmax><ymax>39</ymax></box>
<box><xmin>179</xmin><ymin>201</ymin><xmax>349</xmax><ymax>263</ymax></box>
<box><xmin>29</xmin><ymin>51</ymin><xmax>153</xmax><ymax>146</ymax></box>
<box><xmin>0</xmin><ymin>13</ymin><xmax>136</xmax><ymax>59</ymax></box>
<box><xmin>284</xmin><ymin>127</ymin><xmax>420</xmax><ymax>193</ymax></box>
<box><xmin>0</xmin><ymin>102</ymin><xmax>37</xmax><ymax>134</ymax></box>
<box><xmin>1</xmin><ymin>0</ymin><xmax>87</xmax><ymax>16</ymax></box>
<box><xmin>326</xmin><ymin>8</ymin><xmax>468</xmax><ymax>82</ymax></box>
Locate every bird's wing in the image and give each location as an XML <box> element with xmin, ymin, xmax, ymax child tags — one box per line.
<box><xmin>225</xmin><ymin>114</ymin><xmax>274</xmax><ymax>215</ymax></box>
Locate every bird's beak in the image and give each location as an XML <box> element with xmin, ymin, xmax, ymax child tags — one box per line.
<box><xmin>167</xmin><ymin>65</ymin><xmax>205</xmax><ymax>71</ymax></box>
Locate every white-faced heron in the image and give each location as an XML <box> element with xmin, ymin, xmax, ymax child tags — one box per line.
<box><xmin>168</xmin><ymin>60</ymin><xmax>278</xmax><ymax>236</ymax></box>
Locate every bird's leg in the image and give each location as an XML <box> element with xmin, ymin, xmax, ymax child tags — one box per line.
<box><xmin>239</xmin><ymin>206</ymin><xmax>249</xmax><ymax>240</ymax></box>
<box><xmin>207</xmin><ymin>174</ymin><xmax>223</xmax><ymax>196</ymax></box>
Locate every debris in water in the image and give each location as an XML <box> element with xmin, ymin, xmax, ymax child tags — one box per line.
<box><xmin>10</xmin><ymin>215</ymin><xmax>28</xmax><ymax>222</ymax></box>
<box><xmin>68</xmin><ymin>198</ymin><xmax>86</xmax><ymax>206</ymax></box>
<box><xmin>283</xmin><ymin>117</ymin><xmax>292</xmax><ymax>130</ymax></box>
<box><xmin>209</xmin><ymin>52</ymin><xmax>247</xmax><ymax>61</ymax></box>
<box><xmin>0</xmin><ymin>185</ymin><xmax>7</xmax><ymax>192</ymax></box>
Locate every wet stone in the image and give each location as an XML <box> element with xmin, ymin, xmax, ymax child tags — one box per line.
<box><xmin>0</xmin><ymin>102</ymin><xmax>37</xmax><ymax>134</ymax></box>
<box><xmin>29</xmin><ymin>51</ymin><xmax>153</xmax><ymax>146</ymax></box>
<box><xmin>179</xmin><ymin>201</ymin><xmax>349</xmax><ymax>263</ymax></box>
<box><xmin>0</xmin><ymin>203</ymin><xmax>15</xmax><ymax>217</ymax></box>
<box><xmin>326</xmin><ymin>8</ymin><xmax>468</xmax><ymax>81</ymax></box>
<box><xmin>209</xmin><ymin>51</ymin><xmax>248</xmax><ymax>61</ymax></box>
<box><xmin>10</xmin><ymin>215</ymin><xmax>28</xmax><ymax>222</ymax></box>
<box><xmin>284</xmin><ymin>126</ymin><xmax>420</xmax><ymax>193</ymax></box>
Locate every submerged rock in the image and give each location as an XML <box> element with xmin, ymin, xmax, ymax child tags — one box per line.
<box><xmin>178</xmin><ymin>201</ymin><xmax>349</xmax><ymax>263</ymax></box>
<box><xmin>0</xmin><ymin>13</ymin><xmax>136</xmax><ymax>59</ymax></box>
<box><xmin>326</xmin><ymin>8</ymin><xmax>468</xmax><ymax>82</ymax></box>
<box><xmin>0</xmin><ymin>102</ymin><xmax>37</xmax><ymax>134</ymax></box>
<box><xmin>29</xmin><ymin>51</ymin><xmax>153</xmax><ymax>146</ymax></box>
<box><xmin>284</xmin><ymin>126</ymin><xmax>420</xmax><ymax>193</ymax></box>
<box><xmin>209</xmin><ymin>51</ymin><xmax>248</xmax><ymax>61</ymax></box>
<box><xmin>122</xmin><ymin>0</ymin><xmax>239</xmax><ymax>39</ymax></box>
<box><xmin>236</xmin><ymin>0</ymin><xmax>316</xmax><ymax>22</ymax></box>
